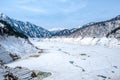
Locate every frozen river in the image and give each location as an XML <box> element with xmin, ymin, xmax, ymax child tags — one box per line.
<box><xmin>7</xmin><ymin>39</ymin><xmax>120</xmax><ymax>80</ymax></box>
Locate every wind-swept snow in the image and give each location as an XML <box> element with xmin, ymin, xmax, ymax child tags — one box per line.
<box><xmin>7</xmin><ymin>38</ymin><xmax>120</xmax><ymax>80</ymax></box>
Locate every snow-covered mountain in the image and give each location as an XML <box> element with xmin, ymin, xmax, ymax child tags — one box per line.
<box><xmin>69</xmin><ymin>15</ymin><xmax>120</xmax><ymax>39</ymax></box>
<box><xmin>0</xmin><ymin>13</ymin><xmax>78</xmax><ymax>38</ymax></box>
<box><xmin>0</xmin><ymin>20</ymin><xmax>38</xmax><ymax>64</ymax></box>
<box><xmin>0</xmin><ymin>19</ymin><xmax>52</xmax><ymax>80</ymax></box>
<box><xmin>0</xmin><ymin>13</ymin><xmax>51</xmax><ymax>38</ymax></box>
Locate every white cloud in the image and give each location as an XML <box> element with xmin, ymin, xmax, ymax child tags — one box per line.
<box><xmin>17</xmin><ymin>0</ymin><xmax>87</xmax><ymax>15</ymax></box>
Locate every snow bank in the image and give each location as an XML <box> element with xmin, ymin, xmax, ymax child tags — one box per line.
<box><xmin>42</xmin><ymin>37</ymin><xmax>120</xmax><ymax>48</ymax></box>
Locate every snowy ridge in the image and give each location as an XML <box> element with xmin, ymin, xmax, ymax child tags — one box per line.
<box><xmin>51</xmin><ymin>28</ymin><xmax>77</xmax><ymax>37</ymax></box>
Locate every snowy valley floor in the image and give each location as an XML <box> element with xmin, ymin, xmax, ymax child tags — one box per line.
<box><xmin>6</xmin><ymin>39</ymin><xmax>120</xmax><ymax>80</ymax></box>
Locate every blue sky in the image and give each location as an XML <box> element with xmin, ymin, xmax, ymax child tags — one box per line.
<box><xmin>0</xmin><ymin>0</ymin><xmax>120</xmax><ymax>29</ymax></box>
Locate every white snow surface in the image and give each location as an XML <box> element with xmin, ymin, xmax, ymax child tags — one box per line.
<box><xmin>0</xmin><ymin>23</ymin><xmax>4</xmax><ymax>28</ymax></box>
<box><xmin>6</xmin><ymin>38</ymin><xmax>120</xmax><ymax>80</ymax></box>
<box><xmin>0</xmin><ymin>45</ymin><xmax>13</xmax><ymax>63</ymax></box>
<box><xmin>44</xmin><ymin>37</ymin><xmax>120</xmax><ymax>48</ymax></box>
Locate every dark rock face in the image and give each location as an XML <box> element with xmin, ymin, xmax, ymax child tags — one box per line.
<box><xmin>69</xmin><ymin>15</ymin><xmax>120</xmax><ymax>38</ymax></box>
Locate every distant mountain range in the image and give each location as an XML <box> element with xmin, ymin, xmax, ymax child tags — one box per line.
<box><xmin>0</xmin><ymin>13</ymin><xmax>120</xmax><ymax>39</ymax></box>
<box><xmin>51</xmin><ymin>28</ymin><xmax>77</xmax><ymax>37</ymax></box>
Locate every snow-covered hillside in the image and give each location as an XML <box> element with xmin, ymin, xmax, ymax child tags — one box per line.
<box><xmin>0</xmin><ymin>19</ymin><xmax>38</xmax><ymax>64</ymax></box>
<box><xmin>69</xmin><ymin>15</ymin><xmax>120</xmax><ymax>38</ymax></box>
<box><xmin>0</xmin><ymin>36</ymin><xmax>38</xmax><ymax>56</ymax></box>
<box><xmin>7</xmin><ymin>39</ymin><xmax>120</xmax><ymax>80</ymax></box>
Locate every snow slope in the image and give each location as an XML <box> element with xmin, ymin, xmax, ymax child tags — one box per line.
<box><xmin>0</xmin><ymin>36</ymin><xmax>37</xmax><ymax>56</ymax></box>
<box><xmin>7</xmin><ymin>39</ymin><xmax>120</xmax><ymax>80</ymax></box>
<box><xmin>0</xmin><ymin>45</ymin><xmax>13</xmax><ymax>64</ymax></box>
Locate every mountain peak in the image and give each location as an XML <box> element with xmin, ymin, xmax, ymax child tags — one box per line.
<box><xmin>0</xmin><ymin>13</ymin><xmax>7</xmax><ymax>19</ymax></box>
<box><xmin>116</xmin><ymin>15</ymin><xmax>120</xmax><ymax>19</ymax></box>
<box><xmin>111</xmin><ymin>15</ymin><xmax>120</xmax><ymax>20</ymax></box>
